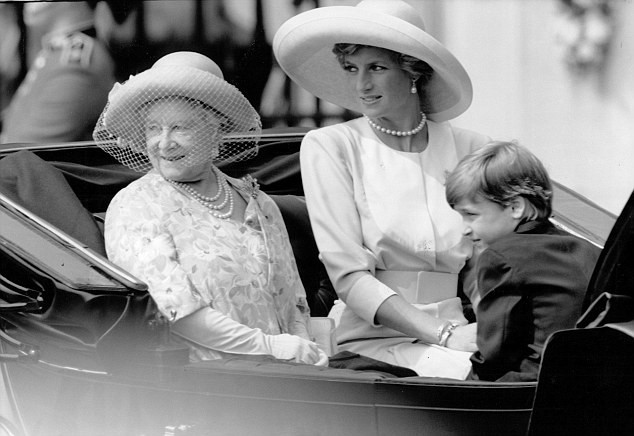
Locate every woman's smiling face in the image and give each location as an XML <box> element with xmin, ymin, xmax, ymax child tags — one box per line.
<box><xmin>341</xmin><ymin>46</ymin><xmax>414</xmax><ymax>118</ymax></box>
<box><xmin>144</xmin><ymin>98</ymin><xmax>219</xmax><ymax>182</ymax></box>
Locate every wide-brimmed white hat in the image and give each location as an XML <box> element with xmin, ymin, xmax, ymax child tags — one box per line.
<box><xmin>273</xmin><ymin>0</ymin><xmax>473</xmax><ymax>122</ymax></box>
<box><xmin>93</xmin><ymin>51</ymin><xmax>261</xmax><ymax>172</ymax></box>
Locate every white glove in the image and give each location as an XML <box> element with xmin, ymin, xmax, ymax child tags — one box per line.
<box><xmin>265</xmin><ymin>333</ymin><xmax>329</xmax><ymax>366</ymax></box>
<box><xmin>172</xmin><ymin>307</ymin><xmax>328</xmax><ymax>366</ymax></box>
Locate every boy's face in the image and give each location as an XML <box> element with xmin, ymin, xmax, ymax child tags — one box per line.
<box><xmin>453</xmin><ymin>196</ymin><xmax>521</xmax><ymax>250</ymax></box>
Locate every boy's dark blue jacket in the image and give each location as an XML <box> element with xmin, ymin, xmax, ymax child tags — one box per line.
<box><xmin>468</xmin><ymin>219</ymin><xmax>601</xmax><ymax>382</ymax></box>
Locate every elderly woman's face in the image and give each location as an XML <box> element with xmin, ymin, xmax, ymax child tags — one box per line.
<box><xmin>341</xmin><ymin>46</ymin><xmax>415</xmax><ymax>118</ymax></box>
<box><xmin>144</xmin><ymin>99</ymin><xmax>219</xmax><ymax>182</ymax></box>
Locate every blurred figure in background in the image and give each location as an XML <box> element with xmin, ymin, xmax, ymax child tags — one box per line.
<box><xmin>1</xmin><ymin>1</ymin><xmax>134</xmax><ymax>144</ymax></box>
<box><xmin>0</xmin><ymin>4</ymin><xmax>23</xmax><ymax>123</ymax></box>
<box><xmin>103</xmin><ymin>0</ymin><xmax>271</xmax><ymax>109</ymax></box>
<box><xmin>260</xmin><ymin>0</ymin><xmax>357</xmax><ymax>128</ymax></box>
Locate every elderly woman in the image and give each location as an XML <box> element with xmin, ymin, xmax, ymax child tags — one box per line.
<box><xmin>93</xmin><ymin>51</ymin><xmax>327</xmax><ymax>365</ymax></box>
<box><xmin>273</xmin><ymin>0</ymin><xmax>491</xmax><ymax>378</ymax></box>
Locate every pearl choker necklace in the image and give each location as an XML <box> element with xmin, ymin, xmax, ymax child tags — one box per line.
<box><xmin>167</xmin><ymin>167</ymin><xmax>234</xmax><ymax>220</ymax></box>
<box><xmin>364</xmin><ymin>112</ymin><xmax>427</xmax><ymax>137</ymax></box>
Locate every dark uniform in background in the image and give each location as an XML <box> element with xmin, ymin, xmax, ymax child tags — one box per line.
<box><xmin>1</xmin><ymin>25</ymin><xmax>115</xmax><ymax>144</ymax></box>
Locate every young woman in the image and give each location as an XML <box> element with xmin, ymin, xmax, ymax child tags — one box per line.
<box><xmin>273</xmin><ymin>0</ymin><xmax>491</xmax><ymax>378</ymax></box>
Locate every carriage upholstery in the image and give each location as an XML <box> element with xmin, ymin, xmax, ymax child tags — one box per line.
<box><xmin>0</xmin><ymin>150</ymin><xmax>106</xmax><ymax>256</ymax></box>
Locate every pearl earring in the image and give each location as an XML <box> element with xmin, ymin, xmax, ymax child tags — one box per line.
<box><xmin>410</xmin><ymin>80</ymin><xmax>417</xmax><ymax>94</ymax></box>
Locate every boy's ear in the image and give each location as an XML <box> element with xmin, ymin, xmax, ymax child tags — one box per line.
<box><xmin>509</xmin><ymin>197</ymin><xmax>526</xmax><ymax>219</ymax></box>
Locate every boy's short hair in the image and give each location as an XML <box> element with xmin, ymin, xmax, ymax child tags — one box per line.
<box><xmin>446</xmin><ymin>141</ymin><xmax>553</xmax><ymax>221</ymax></box>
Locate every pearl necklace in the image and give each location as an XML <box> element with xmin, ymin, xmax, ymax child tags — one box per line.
<box><xmin>167</xmin><ymin>167</ymin><xmax>234</xmax><ymax>220</ymax></box>
<box><xmin>364</xmin><ymin>112</ymin><xmax>427</xmax><ymax>137</ymax></box>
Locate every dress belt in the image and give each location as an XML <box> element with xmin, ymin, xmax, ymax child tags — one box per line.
<box><xmin>375</xmin><ymin>270</ymin><xmax>458</xmax><ymax>304</ymax></box>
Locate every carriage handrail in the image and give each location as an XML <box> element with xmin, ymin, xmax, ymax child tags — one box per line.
<box><xmin>0</xmin><ymin>191</ymin><xmax>147</xmax><ymax>292</ymax></box>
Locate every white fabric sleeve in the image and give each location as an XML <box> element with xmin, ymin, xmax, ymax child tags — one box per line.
<box><xmin>300</xmin><ymin>130</ymin><xmax>396</xmax><ymax>325</ymax></box>
<box><xmin>172</xmin><ymin>307</ymin><xmax>328</xmax><ymax>365</ymax></box>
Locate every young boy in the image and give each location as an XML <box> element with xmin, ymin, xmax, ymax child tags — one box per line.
<box><xmin>445</xmin><ymin>141</ymin><xmax>601</xmax><ymax>382</ymax></box>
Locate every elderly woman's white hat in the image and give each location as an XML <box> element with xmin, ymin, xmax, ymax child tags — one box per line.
<box><xmin>273</xmin><ymin>0</ymin><xmax>473</xmax><ymax>122</ymax></box>
<box><xmin>93</xmin><ymin>51</ymin><xmax>261</xmax><ymax>172</ymax></box>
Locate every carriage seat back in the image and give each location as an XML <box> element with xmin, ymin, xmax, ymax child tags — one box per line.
<box><xmin>0</xmin><ymin>150</ymin><xmax>106</xmax><ymax>256</ymax></box>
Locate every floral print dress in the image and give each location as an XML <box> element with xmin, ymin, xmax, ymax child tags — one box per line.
<box><xmin>104</xmin><ymin>171</ymin><xmax>311</xmax><ymax>360</ymax></box>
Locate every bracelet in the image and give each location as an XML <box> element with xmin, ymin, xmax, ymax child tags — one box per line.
<box><xmin>439</xmin><ymin>322</ymin><xmax>459</xmax><ymax>348</ymax></box>
<box><xmin>436</xmin><ymin>321</ymin><xmax>452</xmax><ymax>345</ymax></box>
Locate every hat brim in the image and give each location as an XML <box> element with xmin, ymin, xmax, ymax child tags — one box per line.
<box><xmin>273</xmin><ymin>6</ymin><xmax>473</xmax><ymax>122</ymax></box>
<box><xmin>104</xmin><ymin>65</ymin><xmax>260</xmax><ymax>139</ymax></box>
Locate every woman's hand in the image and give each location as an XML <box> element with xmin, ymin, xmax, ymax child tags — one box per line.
<box><xmin>445</xmin><ymin>322</ymin><xmax>478</xmax><ymax>352</ymax></box>
<box><xmin>266</xmin><ymin>333</ymin><xmax>329</xmax><ymax>366</ymax></box>
<box><xmin>172</xmin><ymin>307</ymin><xmax>328</xmax><ymax>365</ymax></box>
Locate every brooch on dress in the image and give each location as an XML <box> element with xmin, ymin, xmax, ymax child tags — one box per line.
<box><xmin>242</xmin><ymin>174</ymin><xmax>260</xmax><ymax>199</ymax></box>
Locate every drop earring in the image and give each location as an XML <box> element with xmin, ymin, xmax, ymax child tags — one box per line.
<box><xmin>410</xmin><ymin>79</ymin><xmax>417</xmax><ymax>94</ymax></box>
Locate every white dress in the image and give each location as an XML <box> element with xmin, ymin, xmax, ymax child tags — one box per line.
<box><xmin>300</xmin><ymin>118</ymin><xmax>491</xmax><ymax>378</ymax></box>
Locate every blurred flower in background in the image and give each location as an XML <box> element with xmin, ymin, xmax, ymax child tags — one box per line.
<box><xmin>555</xmin><ymin>0</ymin><xmax>614</xmax><ymax>74</ymax></box>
